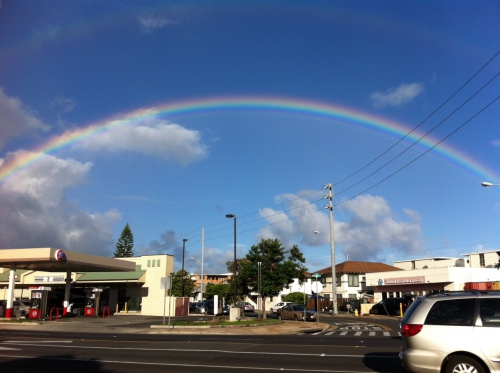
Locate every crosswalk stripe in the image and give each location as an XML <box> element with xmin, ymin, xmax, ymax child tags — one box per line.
<box><xmin>308</xmin><ymin>331</ymin><xmax>397</xmax><ymax>337</ymax></box>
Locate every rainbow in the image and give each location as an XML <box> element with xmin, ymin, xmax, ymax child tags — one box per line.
<box><xmin>0</xmin><ymin>96</ymin><xmax>498</xmax><ymax>184</ymax></box>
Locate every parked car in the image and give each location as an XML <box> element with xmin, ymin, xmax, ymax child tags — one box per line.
<box><xmin>194</xmin><ymin>301</ymin><xmax>207</xmax><ymax>314</ymax></box>
<box><xmin>0</xmin><ymin>300</ymin><xmax>30</xmax><ymax>318</ymax></box>
<box><xmin>189</xmin><ymin>302</ymin><xmax>197</xmax><ymax>313</ymax></box>
<box><xmin>221</xmin><ymin>305</ymin><xmax>230</xmax><ymax>315</ymax></box>
<box><xmin>270</xmin><ymin>301</ymin><xmax>294</xmax><ymax>314</ymax></box>
<box><xmin>400</xmin><ymin>290</ymin><xmax>500</xmax><ymax>373</ymax></box>
<box><xmin>278</xmin><ymin>304</ymin><xmax>316</xmax><ymax>321</ymax></box>
<box><xmin>369</xmin><ymin>297</ymin><xmax>408</xmax><ymax>316</ymax></box>
<box><xmin>235</xmin><ymin>302</ymin><xmax>255</xmax><ymax>312</ymax></box>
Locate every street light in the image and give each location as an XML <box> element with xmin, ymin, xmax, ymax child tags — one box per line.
<box><xmin>226</xmin><ymin>214</ymin><xmax>237</xmax><ymax>310</ymax></box>
<box><xmin>181</xmin><ymin>238</ymin><xmax>188</xmax><ymax>297</ymax></box>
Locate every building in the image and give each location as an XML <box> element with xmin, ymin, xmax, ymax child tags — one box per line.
<box><xmin>314</xmin><ymin>261</ymin><xmax>402</xmax><ymax>302</ymax></box>
<box><xmin>0</xmin><ymin>249</ymin><xmax>174</xmax><ymax>317</ymax></box>
<box><xmin>367</xmin><ymin>250</ymin><xmax>500</xmax><ymax>304</ymax></box>
<box><xmin>190</xmin><ymin>272</ymin><xmax>232</xmax><ymax>301</ymax></box>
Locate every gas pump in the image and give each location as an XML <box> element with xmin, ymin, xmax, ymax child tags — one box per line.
<box><xmin>28</xmin><ymin>286</ymin><xmax>50</xmax><ymax>319</ymax></box>
<box><xmin>84</xmin><ymin>288</ymin><xmax>102</xmax><ymax>317</ymax></box>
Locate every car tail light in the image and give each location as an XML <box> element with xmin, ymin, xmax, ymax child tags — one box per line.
<box><xmin>401</xmin><ymin>324</ymin><xmax>423</xmax><ymax>337</ymax></box>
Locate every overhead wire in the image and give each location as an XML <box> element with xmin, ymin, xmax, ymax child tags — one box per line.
<box><xmin>157</xmin><ymin>51</ymin><xmax>500</xmax><ymax>254</ymax></box>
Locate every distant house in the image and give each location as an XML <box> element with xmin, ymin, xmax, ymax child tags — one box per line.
<box><xmin>312</xmin><ymin>261</ymin><xmax>402</xmax><ymax>302</ymax></box>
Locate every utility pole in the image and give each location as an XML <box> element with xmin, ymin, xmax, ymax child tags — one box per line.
<box><xmin>201</xmin><ymin>227</ymin><xmax>205</xmax><ymax>302</ymax></box>
<box><xmin>325</xmin><ymin>183</ymin><xmax>338</xmax><ymax>315</ymax></box>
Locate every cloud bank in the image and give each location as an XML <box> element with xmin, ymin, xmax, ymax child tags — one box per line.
<box><xmin>257</xmin><ymin>192</ymin><xmax>424</xmax><ymax>266</ymax></box>
<box><xmin>76</xmin><ymin>119</ymin><xmax>208</xmax><ymax>165</ymax></box>
<box><xmin>371</xmin><ymin>82</ymin><xmax>424</xmax><ymax>108</ymax></box>
<box><xmin>0</xmin><ymin>150</ymin><xmax>120</xmax><ymax>255</ymax></box>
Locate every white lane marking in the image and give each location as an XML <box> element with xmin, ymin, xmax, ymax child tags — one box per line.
<box><xmin>354</xmin><ymin>332</ymin><xmax>362</xmax><ymax>336</ymax></box>
<box><xmin>383</xmin><ymin>332</ymin><xmax>390</xmax><ymax>336</ymax></box>
<box><xmin>325</xmin><ymin>332</ymin><xmax>334</xmax><ymax>335</ymax></box>
<box><xmin>339</xmin><ymin>331</ymin><xmax>348</xmax><ymax>336</ymax></box>
<box><xmin>0</xmin><ymin>343</ymin><xmax>398</xmax><ymax>359</ymax></box>
<box><xmin>369</xmin><ymin>332</ymin><xmax>375</xmax><ymax>336</ymax></box>
<box><xmin>3</xmin><ymin>340</ymin><xmax>73</xmax><ymax>344</ymax></box>
<box><xmin>0</xmin><ymin>354</ymin><xmax>398</xmax><ymax>372</ymax></box>
<box><xmin>0</xmin><ymin>347</ymin><xmax>21</xmax><ymax>350</ymax></box>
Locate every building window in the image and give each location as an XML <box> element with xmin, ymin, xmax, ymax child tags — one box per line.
<box><xmin>152</xmin><ymin>260</ymin><xmax>156</xmax><ymax>267</ymax></box>
<box><xmin>348</xmin><ymin>274</ymin><xmax>359</xmax><ymax>287</ymax></box>
<box><xmin>411</xmin><ymin>261</ymin><xmax>416</xmax><ymax>270</ymax></box>
<box><xmin>156</xmin><ymin>259</ymin><xmax>160</xmax><ymax>267</ymax></box>
<box><xmin>479</xmin><ymin>254</ymin><xmax>485</xmax><ymax>267</ymax></box>
<box><xmin>336</xmin><ymin>276</ymin><xmax>341</xmax><ymax>286</ymax></box>
<box><xmin>147</xmin><ymin>260</ymin><xmax>151</xmax><ymax>267</ymax></box>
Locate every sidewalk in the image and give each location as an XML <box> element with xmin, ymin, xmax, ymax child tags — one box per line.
<box><xmin>0</xmin><ymin>315</ymin><xmax>330</xmax><ymax>335</ymax></box>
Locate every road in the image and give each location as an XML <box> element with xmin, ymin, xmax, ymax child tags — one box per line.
<box><xmin>0</xmin><ymin>315</ymin><xmax>405</xmax><ymax>373</ymax></box>
<box><xmin>0</xmin><ymin>319</ymin><xmax>405</xmax><ymax>373</ymax></box>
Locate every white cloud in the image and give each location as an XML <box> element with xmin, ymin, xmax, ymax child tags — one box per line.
<box><xmin>139</xmin><ymin>15</ymin><xmax>178</xmax><ymax>33</ymax></box>
<box><xmin>0</xmin><ymin>150</ymin><xmax>120</xmax><ymax>255</ymax></box>
<box><xmin>0</xmin><ymin>88</ymin><xmax>49</xmax><ymax>150</ymax></box>
<box><xmin>257</xmin><ymin>192</ymin><xmax>424</xmax><ymax>263</ymax></box>
<box><xmin>139</xmin><ymin>230</ymin><xmax>235</xmax><ymax>273</ymax></box>
<box><xmin>493</xmin><ymin>140</ymin><xmax>500</xmax><ymax>147</ymax></box>
<box><xmin>76</xmin><ymin>119</ymin><xmax>208</xmax><ymax>165</ymax></box>
<box><xmin>256</xmin><ymin>191</ymin><xmax>327</xmax><ymax>248</ymax></box>
<box><xmin>336</xmin><ymin>195</ymin><xmax>423</xmax><ymax>260</ymax></box>
<box><xmin>371</xmin><ymin>82</ymin><xmax>424</xmax><ymax>108</ymax></box>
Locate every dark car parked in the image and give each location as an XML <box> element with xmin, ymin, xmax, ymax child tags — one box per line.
<box><xmin>369</xmin><ymin>297</ymin><xmax>408</xmax><ymax>316</ymax></box>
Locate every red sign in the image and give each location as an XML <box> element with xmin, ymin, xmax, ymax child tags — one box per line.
<box><xmin>55</xmin><ymin>250</ymin><xmax>67</xmax><ymax>261</ymax></box>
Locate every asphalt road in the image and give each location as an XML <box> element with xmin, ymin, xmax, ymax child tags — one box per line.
<box><xmin>0</xmin><ymin>314</ymin><xmax>405</xmax><ymax>373</ymax></box>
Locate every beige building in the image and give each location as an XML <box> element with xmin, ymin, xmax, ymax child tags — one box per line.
<box><xmin>0</xmin><ymin>248</ymin><xmax>175</xmax><ymax>317</ymax></box>
<box><xmin>367</xmin><ymin>250</ymin><xmax>500</xmax><ymax>304</ymax></box>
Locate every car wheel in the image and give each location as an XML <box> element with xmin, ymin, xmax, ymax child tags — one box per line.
<box><xmin>445</xmin><ymin>356</ymin><xmax>485</xmax><ymax>373</ymax></box>
<box><xmin>372</xmin><ymin>308</ymin><xmax>378</xmax><ymax>315</ymax></box>
<box><xmin>278</xmin><ymin>314</ymin><xmax>282</xmax><ymax>320</ymax></box>
<box><xmin>294</xmin><ymin>315</ymin><xmax>299</xmax><ymax>321</ymax></box>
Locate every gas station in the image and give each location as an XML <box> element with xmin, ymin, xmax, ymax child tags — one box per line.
<box><xmin>0</xmin><ymin>248</ymin><xmax>136</xmax><ymax>319</ymax></box>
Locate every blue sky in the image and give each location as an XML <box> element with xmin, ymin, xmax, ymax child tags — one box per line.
<box><xmin>0</xmin><ymin>1</ymin><xmax>499</xmax><ymax>274</ymax></box>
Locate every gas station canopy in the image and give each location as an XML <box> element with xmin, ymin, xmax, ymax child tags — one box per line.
<box><xmin>0</xmin><ymin>248</ymin><xmax>136</xmax><ymax>273</ymax></box>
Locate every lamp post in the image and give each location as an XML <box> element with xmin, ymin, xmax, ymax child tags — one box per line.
<box><xmin>258</xmin><ymin>261</ymin><xmax>262</xmax><ymax>319</ymax></box>
<box><xmin>226</xmin><ymin>214</ymin><xmax>237</xmax><ymax>309</ymax></box>
<box><xmin>181</xmin><ymin>238</ymin><xmax>188</xmax><ymax>297</ymax></box>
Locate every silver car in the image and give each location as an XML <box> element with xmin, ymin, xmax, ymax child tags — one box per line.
<box><xmin>400</xmin><ymin>291</ymin><xmax>500</xmax><ymax>373</ymax></box>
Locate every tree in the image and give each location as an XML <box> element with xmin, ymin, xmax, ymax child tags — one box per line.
<box><xmin>114</xmin><ymin>223</ymin><xmax>134</xmax><ymax>257</ymax></box>
<box><xmin>205</xmin><ymin>282</ymin><xmax>231</xmax><ymax>300</ymax></box>
<box><xmin>169</xmin><ymin>270</ymin><xmax>196</xmax><ymax>297</ymax></box>
<box><xmin>239</xmin><ymin>238</ymin><xmax>307</xmax><ymax>320</ymax></box>
<box><xmin>283</xmin><ymin>291</ymin><xmax>307</xmax><ymax>306</ymax></box>
<box><xmin>226</xmin><ymin>258</ymin><xmax>252</xmax><ymax>305</ymax></box>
